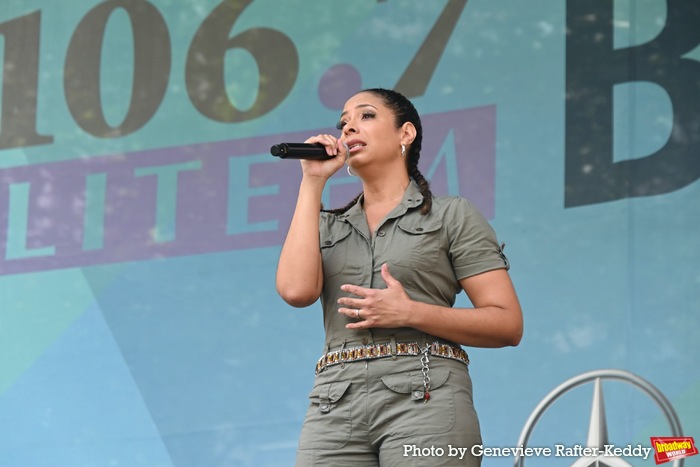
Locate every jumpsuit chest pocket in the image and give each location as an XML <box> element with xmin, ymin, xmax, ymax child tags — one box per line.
<box><xmin>299</xmin><ymin>380</ymin><xmax>353</xmax><ymax>450</ymax></box>
<box><xmin>393</xmin><ymin>218</ymin><xmax>443</xmax><ymax>271</ymax></box>
<box><xmin>320</xmin><ymin>225</ymin><xmax>353</xmax><ymax>278</ymax></box>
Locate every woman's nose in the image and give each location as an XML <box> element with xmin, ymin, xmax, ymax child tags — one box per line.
<box><xmin>343</xmin><ymin>122</ymin><xmax>357</xmax><ymax>135</ymax></box>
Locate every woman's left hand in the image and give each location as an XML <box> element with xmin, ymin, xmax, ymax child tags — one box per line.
<box><xmin>337</xmin><ymin>263</ymin><xmax>412</xmax><ymax>329</ymax></box>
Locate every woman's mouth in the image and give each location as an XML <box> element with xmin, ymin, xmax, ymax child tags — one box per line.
<box><xmin>346</xmin><ymin>140</ymin><xmax>366</xmax><ymax>152</ymax></box>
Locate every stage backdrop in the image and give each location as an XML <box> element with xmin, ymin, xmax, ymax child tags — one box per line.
<box><xmin>1</xmin><ymin>1</ymin><xmax>698</xmax><ymax>466</ymax></box>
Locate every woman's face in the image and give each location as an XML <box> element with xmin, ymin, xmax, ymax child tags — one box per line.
<box><xmin>338</xmin><ymin>92</ymin><xmax>403</xmax><ymax>169</ymax></box>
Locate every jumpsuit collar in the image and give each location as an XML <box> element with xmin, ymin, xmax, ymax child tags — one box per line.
<box><xmin>336</xmin><ymin>180</ymin><xmax>425</xmax><ymax>234</ymax></box>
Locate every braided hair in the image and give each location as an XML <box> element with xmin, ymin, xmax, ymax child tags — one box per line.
<box><xmin>324</xmin><ymin>88</ymin><xmax>433</xmax><ymax>215</ymax></box>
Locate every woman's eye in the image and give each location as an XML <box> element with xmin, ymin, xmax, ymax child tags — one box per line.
<box><xmin>336</xmin><ymin>112</ymin><xmax>373</xmax><ymax>130</ymax></box>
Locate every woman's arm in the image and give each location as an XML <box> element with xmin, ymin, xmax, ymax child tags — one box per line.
<box><xmin>276</xmin><ymin>176</ymin><xmax>327</xmax><ymax>307</ymax></box>
<box><xmin>276</xmin><ymin>135</ymin><xmax>347</xmax><ymax>307</ymax></box>
<box><xmin>338</xmin><ymin>264</ymin><xmax>523</xmax><ymax>347</ymax></box>
<box><xmin>410</xmin><ymin>268</ymin><xmax>523</xmax><ymax>347</ymax></box>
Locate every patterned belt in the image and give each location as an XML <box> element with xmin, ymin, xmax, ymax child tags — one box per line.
<box><xmin>315</xmin><ymin>341</ymin><xmax>469</xmax><ymax>375</ymax></box>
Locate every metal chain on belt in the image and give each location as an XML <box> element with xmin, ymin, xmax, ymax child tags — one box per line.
<box><xmin>420</xmin><ymin>345</ymin><xmax>431</xmax><ymax>403</ymax></box>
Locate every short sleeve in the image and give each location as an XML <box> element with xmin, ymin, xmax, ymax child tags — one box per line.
<box><xmin>445</xmin><ymin>197</ymin><xmax>509</xmax><ymax>280</ymax></box>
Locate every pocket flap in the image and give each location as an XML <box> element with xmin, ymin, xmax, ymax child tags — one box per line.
<box><xmin>381</xmin><ymin>368</ymin><xmax>450</xmax><ymax>394</ymax></box>
<box><xmin>309</xmin><ymin>380</ymin><xmax>351</xmax><ymax>404</ymax></box>
<box><xmin>397</xmin><ymin>218</ymin><xmax>442</xmax><ymax>235</ymax></box>
<box><xmin>320</xmin><ymin>224</ymin><xmax>352</xmax><ymax>249</ymax></box>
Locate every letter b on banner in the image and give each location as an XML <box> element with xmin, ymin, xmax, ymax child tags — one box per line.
<box><xmin>565</xmin><ymin>0</ymin><xmax>700</xmax><ymax>207</ymax></box>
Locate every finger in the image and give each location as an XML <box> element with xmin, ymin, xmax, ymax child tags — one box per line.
<box><xmin>337</xmin><ymin>297</ymin><xmax>363</xmax><ymax>308</ymax></box>
<box><xmin>339</xmin><ymin>140</ymin><xmax>350</xmax><ymax>161</ymax></box>
<box><xmin>346</xmin><ymin>321</ymin><xmax>370</xmax><ymax>330</ymax></box>
<box><xmin>337</xmin><ymin>307</ymin><xmax>360</xmax><ymax>319</ymax></box>
<box><xmin>345</xmin><ymin>315</ymin><xmax>372</xmax><ymax>329</ymax></box>
<box><xmin>324</xmin><ymin>134</ymin><xmax>338</xmax><ymax>155</ymax></box>
<box><xmin>340</xmin><ymin>284</ymin><xmax>369</xmax><ymax>298</ymax></box>
<box><xmin>304</xmin><ymin>134</ymin><xmax>338</xmax><ymax>156</ymax></box>
<box><xmin>380</xmin><ymin>263</ymin><xmax>399</xmax><ymax>287</ymax></box>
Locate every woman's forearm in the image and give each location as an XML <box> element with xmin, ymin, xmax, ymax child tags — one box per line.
<box><xmin>406</xmin><ymin>302</ymin><xmax>523</xmax><ymax>348</ymax></box>
<box><xmin>276</xmin><ymin>176</ymin><xmax>327</xmax><ymax>307</ymax></box>
<box><xmin>406</xmin><ymin>270</ymin><xmax>523</xmax><ymax>347</ymax></box>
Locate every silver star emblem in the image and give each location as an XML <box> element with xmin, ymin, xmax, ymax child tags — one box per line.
<box><xmin>570</xmin><ymin>378</ymin><xmax>631</xmax><ymax>467</ymax></box>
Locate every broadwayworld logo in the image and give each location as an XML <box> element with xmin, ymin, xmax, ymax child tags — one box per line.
<box><xmin>650</xmin><ymin>437</ymin><xmax>698</xmax><ymax>465</ymax></box>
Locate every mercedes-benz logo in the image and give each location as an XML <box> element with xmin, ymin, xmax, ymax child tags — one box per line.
<box><xmin>514</xmin><ymin>369</ymin><xmax>685</xmax><ymax>467</ymax></box>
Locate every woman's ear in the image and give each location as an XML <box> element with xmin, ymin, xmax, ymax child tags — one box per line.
<box><xmin>400</xmin><ymin>121</ymin><xmax>417</xmax><ymax>146</ymax></box>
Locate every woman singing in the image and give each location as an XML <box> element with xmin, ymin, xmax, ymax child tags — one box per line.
<box><xmin>277</xmin><ymin>88</ymin><xmax>523</xmax><ymax>466</ymax></box>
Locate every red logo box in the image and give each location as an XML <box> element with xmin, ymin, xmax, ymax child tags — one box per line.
<box><xmin>650</xmin><ymin>436</ymin><xmax>698</xmax><ymax>464</ymax></box>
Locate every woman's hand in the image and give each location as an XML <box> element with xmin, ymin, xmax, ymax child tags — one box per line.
<box><xmin>337</xmin><ymin>264</ymin><xmax>523</xmax><ymax>347</ymax></box>
<box><xmin>337</xmin><ymin>263</ymin><xmax>412</xmax><ymax>329</ymax></box>
<box><xmin>300</xmin><ymin>133</ymin><xmax>348</xmax><ymax>180</ymax></box>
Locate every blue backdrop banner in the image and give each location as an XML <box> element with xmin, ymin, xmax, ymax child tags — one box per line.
<box><xmin>0</xmin><ymin>1</ymin><xmax>698</xmax><ymax>466</ymax></box>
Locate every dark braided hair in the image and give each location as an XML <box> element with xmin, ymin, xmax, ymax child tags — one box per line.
<box><xmin>323</xmin><ymin>88</ymin><xmax>433</xmax><ymax>215</ymax></box>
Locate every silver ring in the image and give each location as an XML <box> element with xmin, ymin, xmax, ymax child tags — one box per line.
<box><xmin>356</xmin><ymin>309</ymin><xmax>361</xmax><ymax>319</ymax></box>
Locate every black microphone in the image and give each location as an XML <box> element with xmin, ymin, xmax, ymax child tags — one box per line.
<box><xmin>270</xmin><ymin>143</ymin><xmax>335</xmax><ymax>160</ymax></box>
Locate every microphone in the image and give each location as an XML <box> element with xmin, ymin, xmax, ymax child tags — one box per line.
<box><xmin>270</xmin><ymin>143</ymin><xmax>335</xmax><ymax>160</ymax></box>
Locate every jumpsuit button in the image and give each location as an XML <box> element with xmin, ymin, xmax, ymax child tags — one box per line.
<box><xmin>376</xmin><ymin>231</ymin><xmax>385</xmax><ymax>237</ymax></box>
<box><xmin>416</xmin><ymin>227</ymin><xmax>424</xmax><ymax>232</ymax></box>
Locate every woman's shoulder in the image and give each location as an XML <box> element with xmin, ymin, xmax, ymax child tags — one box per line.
<box><xmin>319</xmin><ymin>210</ymin><xmax>353</xmax><ymax>238</ymax></box>
<box><xmin>430</xmin><ymin>194</ymin><xmax>484</xmax><ymax>219</ymax></box>
<box><xmin>319</xmin><ymin>210</ymin><xmax>337</xmax><ymax>229</ymax></box>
